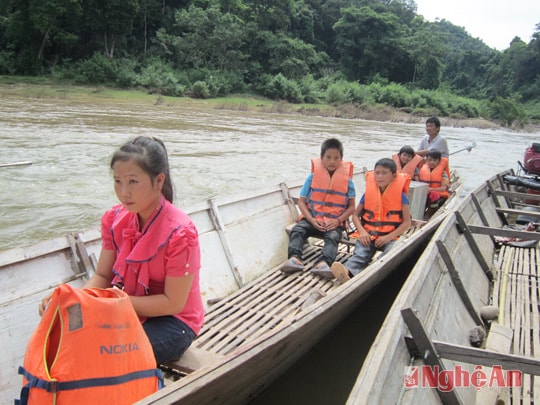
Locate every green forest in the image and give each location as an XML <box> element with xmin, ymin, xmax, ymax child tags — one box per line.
<box><xmin>1</xmin><ymin>0</ymin><xmax>539</xmax><ymax>126</ymax></box>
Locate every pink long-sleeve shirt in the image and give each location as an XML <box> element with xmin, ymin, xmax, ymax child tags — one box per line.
<box><xmin>101</xmin><ymin>197</ymin><xmax>204</xmax><ymax>334</ymax></box>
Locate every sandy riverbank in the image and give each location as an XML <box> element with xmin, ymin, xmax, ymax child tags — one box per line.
<box><xmin>1</xmin><ymin>81</ymin><xmax>538</xmax><ymax>132</ymax></box>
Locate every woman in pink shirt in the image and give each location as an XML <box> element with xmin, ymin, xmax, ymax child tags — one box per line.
<box><xmin>40</xmin><ymin>136</ymin><xmax>203</xmax><ymax>364</ymax></box>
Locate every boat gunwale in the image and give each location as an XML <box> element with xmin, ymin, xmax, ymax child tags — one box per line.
<box><xmin>135</xmin><ymin>180</ymin><xmax>460</xmax><ymax>404</ymax></box>
<box><xmin>2</xmin><ymin>170</ymin><xmax>457</xmax><ymax>405</ymax></box>
<box><xmin>346</xmin><ymin>169</ymin><xmax>516</xmax><ymax>404</ymax></box>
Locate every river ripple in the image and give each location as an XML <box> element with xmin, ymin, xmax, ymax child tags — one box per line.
<box><xmin>1</xmin><ymin>96</ymin><xmax>539</xmax><ymax>251</ymax></box>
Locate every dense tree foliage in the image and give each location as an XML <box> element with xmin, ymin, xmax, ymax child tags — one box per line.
<box><xmin>0</xmin><ymin>0</ymin><xmax>538</xmax><ymax>124</ymax></box>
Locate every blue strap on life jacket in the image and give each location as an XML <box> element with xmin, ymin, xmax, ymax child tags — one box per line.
<box><xmin>310</xmin><ymin>187</ymin><xmax>348</xmax><ymax>198</ymax></box>
<box><xmin>15</xmin><ymin>366</ymin><xmax>164</xmax><ymax>405</ymax></box>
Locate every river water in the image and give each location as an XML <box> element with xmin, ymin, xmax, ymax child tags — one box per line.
<box><xmin>2</xmin><ymin>96</ymin><xmax>538</xmax><ymax>251</ymax></box>
<box><xmin>1</xmin><ymin>96</ymin><xmax>539</xmax><ymax>404</ymax></box>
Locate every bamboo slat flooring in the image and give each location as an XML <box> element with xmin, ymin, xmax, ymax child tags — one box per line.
<box><xmin>493</xmin><ymin>244</ymin><xmax>540</xmax><ymax>404</ymax></box>
<box><xmin>194</xmin><ymin>241</ymin><xmax>352</xmax><ymax>356</ymax></box>
<box><xmin>193</xmin><ymin>228</ymin><xmax>420</xmax><ymax>357</ymax></box>
<box><xmin>161</xmin><ymin>240</ymin><xmax>355</xmax><ymax>381</ymax></box>
<box><xmin>161</xmin><ymin>225</ymin><xmax>421</xmax><ymax>380</ymax></box>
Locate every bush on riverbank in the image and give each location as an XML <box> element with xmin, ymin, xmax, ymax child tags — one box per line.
<box><xmin>0</xmin><ymin>75</ymin><xmax>534</xmax><ymax>131</ymax></box>
<box><xmin>44</xmin><ymin>55</ymin><xmax>531</xmax><ymax>128</ymax></box>
<box><xmin>2</xmin><ymin>42</ymin><xmax>540</xmax><ymax>128</ymax></box>
<box><xmin>1</xmin><ymin>47</ymin><xmax>533</xmax><ymax>129</ymax></box>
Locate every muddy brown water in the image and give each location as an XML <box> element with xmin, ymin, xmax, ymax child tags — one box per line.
<box><xmin>2</xmin><ymin>96</ymin><xmax>538</xmax><ymax>251</ymax></box>
<box><xmin>1</xmin><ymin>97</ymin><xmax>539</xmax><ymax>404</ymax></box>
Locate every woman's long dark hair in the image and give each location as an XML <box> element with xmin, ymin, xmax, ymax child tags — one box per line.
<box><xmin>111</xmin><ymin>136</ymin><xmax>174</xmax><ymax>203</ymax></box>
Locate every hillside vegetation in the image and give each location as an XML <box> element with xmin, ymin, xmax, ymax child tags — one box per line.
<box><xmin>1</xmin><ymin>0</ymin><xmax>538</xmax><ymax>127</ymax></box>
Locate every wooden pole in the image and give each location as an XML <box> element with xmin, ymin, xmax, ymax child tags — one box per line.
<box><xmin>450</xmin><ymin>142</ymin><xmax>477</xmax><ymax>156</ymax></box>
<box><xmin>0</xmin><ymin>161</ymin><xmax>33</xmax><ymax>168</ymax></box>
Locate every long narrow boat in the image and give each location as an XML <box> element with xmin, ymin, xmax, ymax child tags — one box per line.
<box><xmin>1</xmin><ymin>171</ymin><xmax>459</xmax><ymax>404</ymax></box>
<box><xmin>348</xmin><ymin>169</ymin><xmax>540</xmax><ymax>404</ymax></box>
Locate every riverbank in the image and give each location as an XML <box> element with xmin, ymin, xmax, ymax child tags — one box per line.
<box><xmin>0</xmin><ymin>79</ymin><xmax>536</xmax><ymax>132</ymax></box>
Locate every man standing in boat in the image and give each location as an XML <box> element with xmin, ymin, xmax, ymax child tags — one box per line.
<box><xmin>280</xmin><ymin>138</ymin><xmax>356</xmax><ymax>279</ymax></box>
<box><xmin>331</xmin><ymin>158</ymin><xmax>411</xmax><ymax>283</ymax></box>
<box><xmin>416</xmin><ymin>117</ymin><xmax>449</xmax><ymax>159</ymax></box>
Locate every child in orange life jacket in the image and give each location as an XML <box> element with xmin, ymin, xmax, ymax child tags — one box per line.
<box><xmin>280</xmin><ymin>138</ymin><xmax>356</xmax><ymax>279</ymax></box>
<box><xmin>331</xmin><ymin>158</ymin><xmax>411</xmax><ymax>283</ymax></box>
<box><xmin>392</xmin><ymin>145</ymin><xmax>423</xmax><ymax>180</ymax></box>
<box><xmin>415</xmin><ymin>149</ymin><xmax>450</xmax><ymax>217</ymax></box>
<box><xmin>39</xmin><ymin>136</ymin><xmax>204</xmax><ymax>365</ymax></box>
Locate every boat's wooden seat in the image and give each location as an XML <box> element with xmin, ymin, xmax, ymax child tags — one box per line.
<box><xmin>162</xmin><ymin>346</ymin><xmax>225</xmax><ymax>376</ymax></box>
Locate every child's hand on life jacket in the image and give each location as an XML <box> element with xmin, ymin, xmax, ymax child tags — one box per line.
<box><xmin>38</xmin><ymin>293</ymin><xmax>53</xmax><ymax>316</ymax></box>
<box><xmin>357</xmin><ymin>229</ymin><xmax>372</xmax><ymax>247</ymax></box>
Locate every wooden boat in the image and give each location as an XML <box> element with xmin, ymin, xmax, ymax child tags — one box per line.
<box><xmin>1</xmin><ymin>171</ymin><xmax>459</xmax><ymax>404</ymax></box>
<box><xmin>348</xmin><ymin>169</ymin><xmax>540</xmax><ymax>404</ymax></box>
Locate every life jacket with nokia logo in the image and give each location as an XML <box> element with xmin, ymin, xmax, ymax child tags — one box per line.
<box><xmin>361</xmin><ymin>171</ymin><xmax>410</xmax><ymax>238</ymax></box>
<box><xmin>418</xmin><ymin>157</ymin><xmax>450</xmax><ymax>199</ymax></box>
<box><xmin>392</xmin><ymin>153</ymin><xmax>423</xmax><ymax>180</ymax></box>
<box><xmin>308</xmin><ymin>157</ymin><xmax>353</xmax><ymax>223</ymax></box>
<box><xmin>16</xmin><ymin>284</ymin><xmax>163</xmax><ymax>405</ymax></box>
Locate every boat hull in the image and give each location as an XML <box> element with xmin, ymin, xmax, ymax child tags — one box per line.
<box><xmin>137</xmin><ymin>217</ymin><xmax>443</xmax><ymax>404</ymax></box>
<box><xmin>347</xmin><ymin>169</ymin><xmax>537</xmax><ymax>404</ymax></box>
<box><xmin>2</xmin><ymin>172</ymin><xmax>458</xmax><ymax>404</ymax></box>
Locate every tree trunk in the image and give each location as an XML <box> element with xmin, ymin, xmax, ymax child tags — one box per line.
<box><xmin>109</xmin><ymin>35</ymin><xmax>115</xmax><ymax>58</ymax></box>
<box><xmin>104</xmin><ymin>31</ymin><xmax>109</xmax><ymax>57</ymax></box>
<box><xmin>37</xmin><ymin>22</ymin><xmax>54</xmax><ymax>61</ymax></box>
<box><xmin>103</xmin><ymin>32</ymin><xmax>115</xmax><ymax>58</ymax></box>
<box><xmin>144</xmin><ymin>10</ymin><xmax>147</xmax><ymax>55</ymax></box>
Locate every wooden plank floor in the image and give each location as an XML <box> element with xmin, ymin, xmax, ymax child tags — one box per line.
<box><xmin>160</xmin><ymin>240</ymin><xmax>354</xmax><ymax>380</ymax></box>
<box><xmin>161</xmin><ymin>225</ymin><xmax>419</xmax><ymax>380</ymax></box>
<box><xmin>194</xmin><ymin>241</ymin><xmax>353</xmax><ymax>356</ymax></box>
<box><xmin>493</xmin><ymin>244</ymin><xmax>540</xmax><ymax>403</ymax></box>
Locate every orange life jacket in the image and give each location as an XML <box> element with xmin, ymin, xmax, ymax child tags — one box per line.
<box><xmin>361</xmin><ymin>171</ymin><xmax>410</xmax><ymax>238</ymax></box>
<box><xmin>308</xmin><ymin>158</ymin><xmax>353</xmax><ymax>224</ymax></box>
<box><xmin>392</xmin><ymin>153</ymin><xmax>423</xmax><ymax>180</ymax></box>
<box><xmin>17</xmin><ymin>284</ymin><xmax>162</xmax><ymax>405</ymax></box>
<box><xmin>418</xmin><ymin>157</ymin><xmax>450</xmax><ymax>198</ymax></box>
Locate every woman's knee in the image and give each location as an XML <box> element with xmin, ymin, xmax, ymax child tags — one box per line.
<box><xmin>143</xmin><ymin>317</ymin><xmax>196</xmax><ymax>364</ymax></box>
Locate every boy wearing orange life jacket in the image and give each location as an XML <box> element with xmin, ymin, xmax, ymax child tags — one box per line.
<box><xmin>392</xmin><ymin>145</ymin><xmax>423</xmax><ymax>180</ymax></box>
<box><xmin>416</xmin><ymin>149</ymin><xmax>450</xmax><ymax>218</ymax></box>
<box><xmin>331</xmin><ymin>158</ymin><xmax>411</xmax><ymax>283</ymax></box>
<box><xmin>280</xmin><ymin>138</ymin><xmax>356</xmax><ymax>279</ymax></box>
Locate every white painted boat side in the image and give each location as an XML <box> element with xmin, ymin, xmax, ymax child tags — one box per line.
<box><xmin>1</xmin><ymin>174</ymin><xmax>362</xmax><ymax>403</ymax></box>
<box><xmin>5</xmin><ymin>168</ymin><xmax>454</xmax><ymax>404</ymax></box>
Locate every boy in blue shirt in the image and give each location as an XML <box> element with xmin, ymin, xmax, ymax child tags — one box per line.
<box><xmin>280</xmin><ymin>138</ymin><xmax>356</xmax><ymax>279</ymax></box>
<box><xmin>331</xmin><ymin>158</ymin><xmax>411</xmax><ymax>283</ymax></box>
